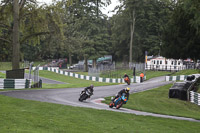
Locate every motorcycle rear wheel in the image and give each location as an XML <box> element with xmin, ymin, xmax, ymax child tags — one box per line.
<box><xmin>79</xmin><ymin>94</ymin><xmax>88</xmax><ymax>102</ymax></box>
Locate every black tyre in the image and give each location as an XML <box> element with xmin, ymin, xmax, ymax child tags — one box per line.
<box><xmin>79</xmin><ymin>95</ymin><xmax>84</xmax><ymax>102</ymax></box>
<box><xmin>83</xmin><ymin>94</ymin><xmax>88</xmax><ymax>100</ymax></box>
<box><xmin>79</xmin><ymin>98</ymin><xmax>83</xmax><ymax>102</ymax></box>
<box><xmin>79</xmin><ymin>94</ymin><xmax>88</xmax><ymax>102</ymax></box>
<box><xmin>109</xmin><ymin>102</ymin><xmax>114</xmax><ymax>108</ymax></box>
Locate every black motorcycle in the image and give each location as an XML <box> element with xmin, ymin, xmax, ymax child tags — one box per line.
<box><xmin>79</xmin><ymin>89</ymin><xmax>93</xmax><ymax>102</ymax></box>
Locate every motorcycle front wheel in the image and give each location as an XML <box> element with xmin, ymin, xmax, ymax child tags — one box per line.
<box><xmin>109</xmin><ymin>102</ymin><xmax>114</xmax><ymax>108</ymax></box>
<box><xmin>116</xmin><ymin>101</ymin><xmax>123</xmax><ymax>109</ymax></box>
<box><xmin>79</xmin><ymin>98</ymin><xmax>83</xmax><ymax>102</ymax></box>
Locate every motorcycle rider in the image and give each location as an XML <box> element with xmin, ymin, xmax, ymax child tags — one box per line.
<box><xmin>123</xmin><ymin>73</ymin><xmax>130</xmax><ymax>79</ymax></box>
<box><xmin>112</xmin><ymin>87</ymin><xmax>130</xmax><ymax>104</ymax></box>
<box><xmin>123</xmin><ymin>73</ymin><xmax>130</xmax><ymax>85</ymax></box>
<box><xmin>81</xmin><ymin>84</ymin><xmax>94</xmax><ymax>98</ymax></box>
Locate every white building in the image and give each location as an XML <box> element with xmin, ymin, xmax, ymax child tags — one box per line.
<box><xmin>145</xmin><ymin>56</ymin><xmax>185</xmax><ymax>71</ymax></box>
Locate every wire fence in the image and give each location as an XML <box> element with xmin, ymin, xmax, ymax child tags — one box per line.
<box><xmin>88</xmin><ymin>63</ymin><xmax>115</xmax><ymax>77</ymax></box>
<box><xmin>129</xmin><ymin>62</ymin><xmax>145</xmax><ymax>71</ymax></box>
<box><xmin>88</xmin><ymin>62</ymin><xmax>145</xmax><ymax>78</ymax></box>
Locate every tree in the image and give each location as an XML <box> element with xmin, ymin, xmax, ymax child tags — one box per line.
<box><xmin>0</xmin><ymin>1</ymin><xmax>67</xmax><ymax>68</ymax></box>
<box><xmin>0</xmin><ymin>0</ymin><xmax>22</xmax><ymax>69</ymax></box>
<box><xmin>12</xmin><ymin>0</ymin><xmax>20</xmax><ymax>69</ymax></box>
<box><xmin>0</xmin><ymin>0</ymin><xmax>48</xmax><ymax>69</ymax></box>
<box><xmin>111</xmin><ymin>0</ymin><xmax>171</xmax><ymax>62</ymax></box>
<box><xmin>161</xmin><ymin>0</ymin><xmax>200</xmax><ymax>60</ymax></box>
<box><xmin>61</xmin><ymin>0</ymin><xmax>111</xmax><ymax>71</ymax></box>
<box><xmin>0</xmin><ymin>1</ymin><xmax>12</xmax><ymax>61</ymax></box>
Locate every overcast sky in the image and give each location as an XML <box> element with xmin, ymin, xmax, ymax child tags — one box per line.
<box><xmin>37</xmin><ymin>0</ymin><xmax>120</xmax><ymax>17</ymax></box>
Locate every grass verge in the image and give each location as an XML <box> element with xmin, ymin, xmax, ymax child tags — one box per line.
<box><xmin>100</xmin><ymin>69</ymin><xmax>172</xmax><ymax>80</ymax></box>
<box><xmin>0</xmin><ymin>95</ymin><xmax>200</xmax><ymax>133</ymax></box>
<box><xmin>0</xmin><ymin>72</ymin><xmax>5</xmax><ymax>78</ymax></box>
<box><xmin>170</xmin><ymin>69</ymin><xmax>200</xmax><ymax>76</ymax></box>
<box><xmin>0</xmin><ymin>70</ymin><xmax>117</xmax><ymax>91</ymax></box>
<box><xmin>145</xmin><ymin>70</ymin><xmax>171</xmax><ymax>80</ymax></box>
<box><xmin>103</xmin><ymin>84</ymin><xmax>200</xmax><ymax>120</ymax></box>
<box><xmin>38</xmin><ymin>71</ymin><xmax>118</xmax><ymax>89</ymax></box>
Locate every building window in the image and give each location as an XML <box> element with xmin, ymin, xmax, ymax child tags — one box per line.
<box><xmin>157</xmin><ymin>60</ymin><xmax>159</xmax><ymax>65</ymax></box>
<box><xmin>178</xmin><ymin>61</ymin><xmax>180</xmax><ymax>65</ymax></box>
<box><xmin>160</xmin><ymin>61</ymin><xmax>162</xmax><ymax>64</ymax></box>
<box><xmin>166</xmin><ymin>61</ymin><xmax>168</xmax><ymax>64</ymax></box>
<box><xmin>171</xmin><ymin>61</ymin><xmax>173</xmax><ymax>65</ymax></box>
<box><xmin>154</xmin><ymin>60</ymin><xmax>155</xmax><ymax>64</ymax></box>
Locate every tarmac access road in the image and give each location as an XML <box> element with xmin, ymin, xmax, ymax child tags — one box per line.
<box><xmin>0</xmin><ymin>76</ymin><xmax>199</xmax><ymax>122</ymax></box>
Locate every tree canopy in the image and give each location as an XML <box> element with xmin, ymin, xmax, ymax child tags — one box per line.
<box><xmin>0</xmin><ymin>0</ymin><xmax>199</xmax><ymax>69</ymax></box>
<box><xmin>161</xmin><ymin>0</ymin><xmax>200</xmax><ymax>60</ymax></box>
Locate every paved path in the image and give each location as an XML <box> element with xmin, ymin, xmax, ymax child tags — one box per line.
<box><xmin>0</xmin><ymin>76</ymin><xmax>199</xmax><ymax>122</ymax></box>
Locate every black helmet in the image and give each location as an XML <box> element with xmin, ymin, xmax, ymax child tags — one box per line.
<box><xmin>90</xmin><ymin>84</ymin><xmax>94</xmax><ymax>89</ymax></box>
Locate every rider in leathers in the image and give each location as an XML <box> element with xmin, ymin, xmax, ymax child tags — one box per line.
<box><xmin>82</xmin><ymin>84</ymin><xmax>94</xmax><ymax>98</ymax></box>
<box><xmin>123</xmin><ymin>73</ymin><xmax>130</xmax><ymax>82</ymax></box>
<box><xmin>113</xmin><ymin>87</ymin><xmax>130</xmax><ymax>104</ymax></box>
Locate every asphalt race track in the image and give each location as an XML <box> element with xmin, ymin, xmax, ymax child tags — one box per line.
<box><xmin>0</xmin><ymin>76</ymin><xmax>200</xmax><ymax>122</ymax></box>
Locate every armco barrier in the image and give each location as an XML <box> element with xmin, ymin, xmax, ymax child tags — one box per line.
<box><xmin>0</xmin><ymin>79</ymin><xmax>31</xmax><ymax>89</ymax></box>
<box><xmin>190</xmin><ymin>91</ymin><xmax>200</xmax><ymax>106</ymax></box>
<box><xmin>46</xmin><ymin>67</ymin><xmax>143</xmax><ymax>83</ymax></box>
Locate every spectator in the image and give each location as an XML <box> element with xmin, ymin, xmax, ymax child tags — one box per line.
<box><xmin>140</xmin><ymin>72</ymin><xmax>144</xmax><ymax>82</ymax></box>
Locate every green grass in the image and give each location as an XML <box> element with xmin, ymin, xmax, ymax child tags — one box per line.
<box><xmin>0</xmin><ymin>95</ymin><xmax>200</xmax><ymax>133</ymax></box>
<box><xmin>0</xmin><ymin>70</ymin><xmax>117</xmax><ymax>91</ymax></box>
<box><xmin>143</xmin><ymin>69</ymin><xmax>200</xmax><ymax>80</ymax></box>
<box><xmin>0</xmin><ymin>72</ymin><xmax>5</xmax><ymax>78</ymax></box>
<box><xmin>38</xmin><ymin>71</ymin><xmax>118</xmax><ymax>89</ymax></box>
<box><xmin>100</xmin><ymin>69</ymin><xmax>172</xmax><ymax>80</ymax></box>
<box><xmin>145</xmin><ymin>70</ymin><xmax>171</xmax><ymax>80</ymax></box>
<box><xmin>99</xmin><ymin>68</ymin><xmax>200</xmax><ymax>79</ymax></box>
<box><xmin>198</xmin><ymin>88</ymin><xmax>200</xmax><ymax>93</ymax></box>
<box><xmin>197</xmin><ymin>80</ymin><xmax>200</xmax><ymax>93</ymax></box>
<box><xmin>197</xmin><ymin>86</ymin><xmax>200</xmax><ymax>93</ymax></box>
<box><xmin>103</xmin><ymin>84</ymin><xmax>200</xmax><ymax>120</ymax></box>
<box><xmin>171</xmin><ymin>69</ymin><xmax>200</xmax><ymax>76</ymax></box>
<box><xmin>100</xmin><ymin>69</ymin><xmax>134</xmax><ymax>78</ymax></box>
